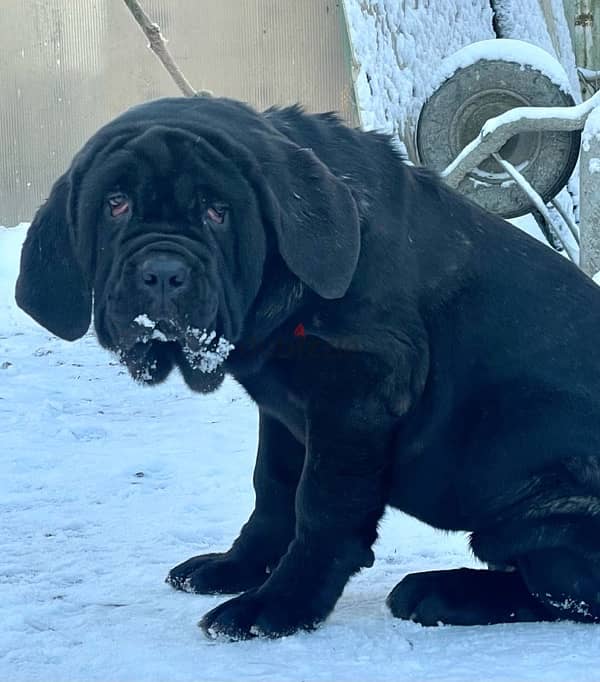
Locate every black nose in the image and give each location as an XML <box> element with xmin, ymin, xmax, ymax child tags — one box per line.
<box><xmin>139</xmin><ymin>254</ymin><xmax>190</xmax><ymax>301</ymax></box>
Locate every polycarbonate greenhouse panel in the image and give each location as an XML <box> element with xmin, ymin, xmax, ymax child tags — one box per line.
<box><xmin>0</xmin><ymin>0</ymin><xmax>357</xmax><ymax>225</ymax></box>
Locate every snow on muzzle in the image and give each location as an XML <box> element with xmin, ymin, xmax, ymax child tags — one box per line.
<box><xmin>132</xmin><ymin>314</ymin><xmax>234</xmax><ymax>373</ymax></box>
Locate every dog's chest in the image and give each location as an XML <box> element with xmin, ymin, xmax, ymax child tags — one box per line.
<box><xmin>240</xmin><ymin>355</ymin><xmax>312</xmax><ymax>443</ymax></box>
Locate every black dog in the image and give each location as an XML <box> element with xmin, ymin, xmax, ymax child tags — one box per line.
<box><xmin>16</xmin><ymin>96</ymin><xmax>600</xmax><ymax>639</ymax></box>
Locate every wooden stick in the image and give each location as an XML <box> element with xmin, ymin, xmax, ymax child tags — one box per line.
<box><xmin>122</xmin><ymin>0</ymin><xmax>212</xmax><ymax>97</ymax></box>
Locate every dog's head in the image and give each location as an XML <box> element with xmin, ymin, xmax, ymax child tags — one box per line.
<box><xmin>15</xmin><ymin>97</ymin><xmax>360</xmax><ymax>391</ymax></box>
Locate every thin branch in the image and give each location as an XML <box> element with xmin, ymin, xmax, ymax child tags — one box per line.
<box><xmin>491</xmin><ymin>153</ymin><xmax>578</xmax><ymax>262</ymax></box>
<box><xmin>578</xmin><ymin>67</ymin><xmax>600</xmax><ymax>96</ymax></box>
<box><xmin>122</xmin><ymin>0</ymin><xmax>212</xmax><ymax>98</ymax></box>
<box><xmin>550</xmin><ymin>196</ymin><xmax>580</xmax><ymax>245</ymax></box>
<box><xmin>442</xmin><ymin>90</ymin><xmax>600</xmax><ymax>189</ymax></box>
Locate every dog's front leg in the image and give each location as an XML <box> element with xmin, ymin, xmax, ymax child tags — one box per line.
<box><xmin>200</xmin><ymin>387</ymin><xmax>396</xmax><ymax>640</ymax></box>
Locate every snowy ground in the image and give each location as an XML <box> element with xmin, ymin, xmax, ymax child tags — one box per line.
<box><xmin>1</xmin><ymin>223</ymin><xmax>599</xmax><ymax>682</ymax></box>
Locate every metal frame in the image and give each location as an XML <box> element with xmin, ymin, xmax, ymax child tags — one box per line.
<box><xmin>441</xmin><ymin>89</ymin><xmax>600</xmax><ymax>272</ymax></box>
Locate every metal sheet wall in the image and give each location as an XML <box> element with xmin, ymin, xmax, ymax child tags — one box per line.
<box><xmin>0</xmin><ymin>1</ymin><xmax>356</xmax><ymax>225</ymax></box>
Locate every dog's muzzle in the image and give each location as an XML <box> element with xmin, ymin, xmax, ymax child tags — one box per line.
<box><xmin>97</xmin><ymin>241</ymin><xmax>232</xmax><ymax>390</ymax></box>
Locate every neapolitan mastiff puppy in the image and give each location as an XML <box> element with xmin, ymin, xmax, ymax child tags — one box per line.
<box><xmin>16</xmin><ymin>96</ymin><xmax>600</xmax><ymax>638</ymax></box>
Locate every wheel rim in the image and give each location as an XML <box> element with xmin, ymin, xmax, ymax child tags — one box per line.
<box><xmin>449</xmin><ymin>89</ymin><xmax>542</xmax><ymax>181</ymax></box>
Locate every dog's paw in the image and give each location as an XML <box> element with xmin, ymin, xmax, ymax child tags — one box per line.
<box><xmin>386</xmin><ymin>568</ymin><xmax>545</xmax><ymax>626</ymax></box>
<box><xmin>387</xmin><ymin>571</ymin><xmax>456</xmax><ymax>626</ymax></box>
<box><xmin>199</xmin><ymin>588</ymin><xmax>320</xmax><ymax>640</ymax></box>
<box><xmin>166</xmin><ymin>553</ymin><xmax>269</xmax><ymax>595</ymax></box>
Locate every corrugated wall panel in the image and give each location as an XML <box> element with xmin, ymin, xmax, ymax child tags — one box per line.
<box><xmin>0</xmin><ymin>0</ymin><xmax>356</xmax><ymax>226</ymax></box>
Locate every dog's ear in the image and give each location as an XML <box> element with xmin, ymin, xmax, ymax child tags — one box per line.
<box><xmin>267</xmin><ymin>146</ymin><xmax>360</xmax><ymax>299</ymax></box>
<box><xmin>15</xmin><ymin>174</ymin><xmax>91</xmax><ymax>341</ymax></box>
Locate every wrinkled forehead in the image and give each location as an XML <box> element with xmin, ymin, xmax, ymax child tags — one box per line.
<box><xmin>71</xmin><ymin>124</ymin><xmax>250</xmax><ymax>222</ymax></box>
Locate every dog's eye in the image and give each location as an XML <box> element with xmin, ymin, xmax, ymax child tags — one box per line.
<box><xmin>107</xmin><ymin>193</ymin><xmax>130</xmax><ymax>218</ymax></box>
<box><xmin>206</xmin><ymin>203</ymin><xmax>228</xmax><ymax>225</ymax></box>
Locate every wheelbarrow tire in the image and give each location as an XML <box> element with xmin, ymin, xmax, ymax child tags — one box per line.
<box><xmin>416</xmin><ymin>41</ymin><xmax>580</xmax><ymax>219</ymax></box>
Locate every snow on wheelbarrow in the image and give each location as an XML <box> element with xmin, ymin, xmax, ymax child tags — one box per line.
<box><xmin>414</xmin><ymin>39</ymin><xmax>581</xmax><ymax>226</ymax></box>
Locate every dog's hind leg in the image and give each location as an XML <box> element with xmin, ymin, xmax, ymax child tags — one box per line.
<box><xmin>389</xmin><ymin>509</ymin><xmax>600</xmax><ymax>625</ymax></box>
<box><xmin>470</xmin><ymin>512</ymin><xmax>600</xmax><ymax>624</ymax></box>
<box><xmin>386</xmin><ymin>567</ymin><xmax>550</xmax><ymax>625</ymax></box>
<box><xmin>516</xmin><ymin>547</ymin><xmax>600</xmax><ymax>622</ymax></box>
